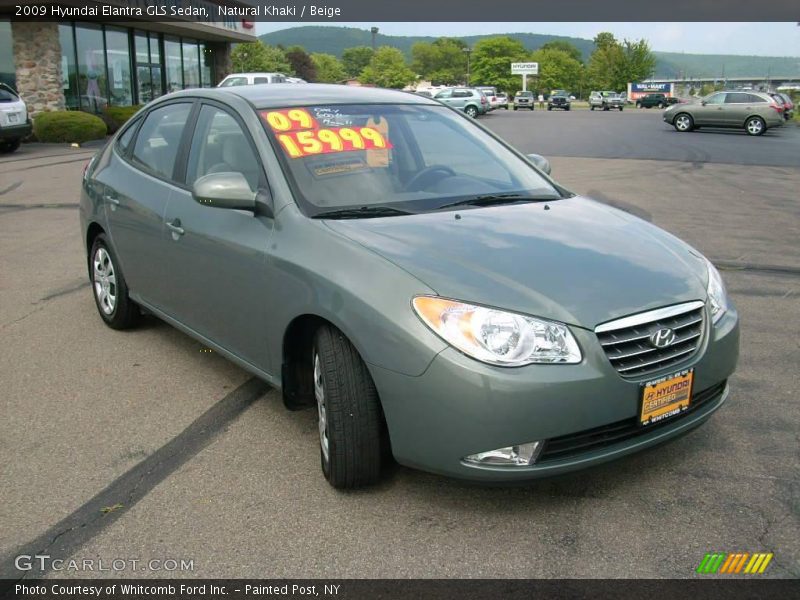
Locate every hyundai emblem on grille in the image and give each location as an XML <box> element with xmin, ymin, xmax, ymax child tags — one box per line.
<box><xmin>650</xmin><ymin>328</ymin><xmax>677</xmax><ymax>348</ymax></box>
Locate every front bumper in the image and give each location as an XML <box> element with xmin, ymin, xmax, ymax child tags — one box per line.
<box><xmin>0</xmin><ymin>122</ymin><xmax>32</xmax><ymax>141</ymax></box>
<box><xmin>371</xmin><ymin>306</ymin><xmax>739</xmax><ymax>482</ymax></box>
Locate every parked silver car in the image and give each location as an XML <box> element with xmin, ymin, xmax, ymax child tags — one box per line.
<box><xmin>433</xmin><ymin>87</ymin><xmax>487</xmax><ymax>118</ymax></box>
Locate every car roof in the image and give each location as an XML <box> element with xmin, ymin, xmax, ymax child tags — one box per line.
<box><xmin>162</xmin><ymin>83</ymin><xmax>440</xmax><ymax>108</ymax></box>
<box><xmin>222</xmin><ymin>72</ymin><xmax>285</xmax><ymax>77</ymax></box>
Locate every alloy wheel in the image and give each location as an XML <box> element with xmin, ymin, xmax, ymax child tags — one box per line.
<box><xmin>313</xmin><ymin>352</ymin><xmax>330</xmax><ymax>462</ymax></box>
<box><xmin>747</xmin><ymin>118</ymin><xmax>764</xmax><ymax>135</ymax></box>
<box><xmin>675</xmin><ymin>115</ymin><xmax>692</xmax><ymax>131</ymax></box>
<box><xmin>93</xmin><ymin>247</ymin><xmax>117</xmax><ymax>315</ymax></box>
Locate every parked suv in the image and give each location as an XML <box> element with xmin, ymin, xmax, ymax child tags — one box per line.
<box><xmin>495</xmin><ymin>92</ymin><xmax>509</xmax><ymax>110</ymax></box>
<box><xmin>664</xmin><ymin>90</ymin><xmax>784</xmax><ymax>136</ymax></box>
<box><xmin>433</xmin><ymin>87</ymin><xmax>486</xmax><ymax>118</ymax></box>
<box><xmin>0</xmin><ymin>83</ymin><xmax>31</xmax><ymax>153</ymax></box>
<box><xmin>218</xmin><ymin>73</ymin><xmax>288</xmax><ymax>87</ymax></box>
<box><xmin>547</xmin><ymin>94</ymin><xmax>571</xmax><ymax>111</ymax></box>
<box><xmin>475</xmin><ymin>86</ymin><xmax>501</xmax><ymax>111</ymax></box>
<box><xmin>513</xmin><ymin>90</ymin><xmax>534</xmax><ymax>110</ymax></box>
<box><xmin>636</xmin><ymin>93</ymin><xmax>669</xmax><ymax>109</ymax></box>
<box><xmin>589</xmin><ymin>91</ymin><xmax>624</xmax><ymax>111</ymax></box>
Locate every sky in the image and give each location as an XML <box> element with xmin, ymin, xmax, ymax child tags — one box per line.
<box><xmin>255</xmin><ymin>22</ymin><xmax>800</xmax><ymax>57</ymax></box>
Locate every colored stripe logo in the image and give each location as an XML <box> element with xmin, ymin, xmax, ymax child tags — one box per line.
<box><xmin>696</xmin><ymin>552</ymin><xmax>773</xmax><ymax>574</ymax></box>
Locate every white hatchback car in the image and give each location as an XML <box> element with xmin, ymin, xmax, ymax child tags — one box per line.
<box><xmin>0</xmin><ymin>83</ymin><xmax>31</xmax><ymax>153</ymax></box>
<box><xmin>217</xmin><ymin>73</ymin><xmax>288</xmax><ymax>87</ymax></box>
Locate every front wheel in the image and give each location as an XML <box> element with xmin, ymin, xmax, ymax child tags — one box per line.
<box><xmin>513</xmin><ymin>106</ymin><xmax>518</xmax><ymax>111</ymax></box>
<box><xmin>590</xmin><ymin>105</ymin><xmax>595</xmax><ymax>111</ymax></box>
<box><xmin>745</xmin><ymin>116</ymin><xmax>765</xmax><ymax>136</ymax></box>
<box><xmin>89</xmin><ymin>234</ymin><xmax>139</xmax><ymax>329</ymax></box>
<box><xmin>673</xmin><ymin>113</ymin><xmax>694</xmax><ymax>132</ymax></box>
<box><xmin>0</xmin><ymin>139</ymin><xmax>21</xmax><ymax>153</ymax></box>
<box><xmin>619</xmin><ymin>106</ymin><xmax>623</xmax><ymax>111</ymax></box>
<box><xmin>313</xmin><ymin>325</ymin><xmax>384</xmax><ymax>489</ymax></box>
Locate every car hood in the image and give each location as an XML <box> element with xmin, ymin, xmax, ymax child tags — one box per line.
<box><xmin>324</xmin><ymin>197</ymin><xmax>709</xmax><ymax>329</ymax></box>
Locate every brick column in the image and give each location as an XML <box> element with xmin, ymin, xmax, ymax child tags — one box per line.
<box><xmin>11</xmin><ymin>21</ymin><xmax>66</xmax><ymax>116</ymax></box>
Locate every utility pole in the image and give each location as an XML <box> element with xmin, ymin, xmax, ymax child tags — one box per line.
<box><xmin>370</xmin><ymin>27</ymin><xmax>379</xmax><ymax>52</ymax></box>
<box><xmin>463</xmin><ymin>47</ymin><xmax>472</xmax><ymax>86</ymax></box>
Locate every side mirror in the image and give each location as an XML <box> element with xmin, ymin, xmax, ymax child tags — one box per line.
<box><xmin>700</xmin><ymin>100</ymin><xmax>707</xmax><ymax>106</ymax></box>
<box><xmin>526</xmin><ymin>153</ymin><xmax>552</xmax><ymax>175</ymax></box>
<box><xmin>192</xmin><ymin>172</ymin><xmax>256</xmax><ymax>211</ymax></box>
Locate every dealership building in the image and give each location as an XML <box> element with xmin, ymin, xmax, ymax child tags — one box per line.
<box><xmin>0</xmin><ymin>1</ymin><xmax>256</xmax><ymax>116</ymax></box>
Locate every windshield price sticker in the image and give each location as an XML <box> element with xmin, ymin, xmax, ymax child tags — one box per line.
<box><xmin>276</xmin><ymin>126</ymin><xmax>393</xmax><ymax>159</ymax></box>
<box><xmin>261</xmin><ymin>108</ymin><xmax>319</xmax><ymax>132</ymax></box>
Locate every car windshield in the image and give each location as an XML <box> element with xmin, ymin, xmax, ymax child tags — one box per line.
<box><xmin>258</xmin><ymin>103</ymin><xmax>563</xmax><ymax>217</ymax></box>
<box><xmin>517</xmin><ymin>91</ymin><xmax>533</xmax><ymax>97</ymax></box>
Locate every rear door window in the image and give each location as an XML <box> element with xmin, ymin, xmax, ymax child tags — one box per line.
<box><xmin>131</xmin><ymin>103</ymin><xmax>193</xmax><ymax>180</ymax></box>
<box><xmin>253</xmin><ymin>77</ymin><xmax>269</xmax><ymax>84</ymax></box>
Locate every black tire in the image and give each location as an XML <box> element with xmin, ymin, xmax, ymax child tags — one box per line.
<box><xmin>89</xmin><ymin>233</ymin><xmax>139</xmax><ymax>330</ymax></box>
<box><xmin>565</xmin><ymin>106</ymin><xmax>571</xmax><ymax>111</ymax></box>
<box><xmin>590</xmin><ymin>105</ymin><xmax>595</xmax><ymax>111</ymax></box>
<box><xmin>513</xmin><ymin>106</ymin><xmax>518</xmax><ymax>111</ymax></box>
<box><xmin>659</xmin><ymin>103</ymin><xmax>665</xmax><ymax>109</ymax></box>
<box><xmin>0</xmin><ymin>139</ymin><xmax>21</xmax><ymax>153</ymax></box>
<box><xmin>547</xmin><ymin>106</ymin><xmax>552</xmax><ymax>111</ymax></box>
<box><xmin>313</xmin><ymin>325</ymin><xmax>383</xmax><ymax>489</ymax></box>
<box><xmin>745</xmin><ymin>116</ymin><xmax>766</xmax><ymax>136</ymax></box>
<box><xmin>465</xmin><ymin>105</ymin><xmax>478</xmax><ymax>118</ymax></box>
<box><xmin>603</xmin><ymin>105</ymin><xmax>610</xmax><ymax>111</ymax></box>
<box><xmin>619</xmin><ymin>106</ymin><xmax>623</xmax><ymax>111</ymax></box>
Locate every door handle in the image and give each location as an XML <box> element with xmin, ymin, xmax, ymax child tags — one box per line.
<box><xmin>166</xmin><ymin>219</ymin><xmax>185</xmax><ymax>236</ymax></box>
<box><xmin>103</xmin><ymin>193</ymin><xmax>120</xmax><ymax>206</ymax></box>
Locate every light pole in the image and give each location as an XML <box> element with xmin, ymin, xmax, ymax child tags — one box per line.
<box><xmin>371</xmin><ymin>27</ymin><xmax>379</xmax><ymax>52</ymax></box>
<box><xmin>463</xmin><ymin>47</ymin><xmax>472</xmax><ymax>86</ymax></box>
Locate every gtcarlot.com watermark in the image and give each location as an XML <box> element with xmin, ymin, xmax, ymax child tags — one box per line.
<box><xmin>15</xmin><ymin>554</ymin><xmax>194</xmax><ymax>572</ymax></box>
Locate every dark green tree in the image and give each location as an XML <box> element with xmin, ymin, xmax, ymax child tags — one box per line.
<box><xmin>285</xmin><ymin>45</ymin><xmax>317</xmax><ymax>81</ymax></box>
<box><xmin>341</xmin><ymin>46</ymin><xmax>374</xmax><ymax>78</ymax></box>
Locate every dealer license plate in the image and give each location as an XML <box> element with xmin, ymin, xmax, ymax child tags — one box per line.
<box><xmin>640</xmin><ymin>368</ymin><xmax>694</xmax><ymax>426</ymax></box>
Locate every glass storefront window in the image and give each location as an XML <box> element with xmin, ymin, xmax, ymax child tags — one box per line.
<box><xmin>199</xmin><ymin>43</ymin><xmax>213</xmax><ymax>87</ymax></box>
<box><xmin>165</xmin><ymin>38</ymin><xmax>183</xmax><ymax>93</ymax></box>
<box><xmin>0</xmin><ymin>20</ymin><xmax>15</xmax><ymax>90</ymax></box>
<box><xmin>105</xmin><ymin>26</ymin><xmax>132</xmax><ymax>106</ymax></box>
<box><xmin>75</xmin><ymin>24</ymin><xmax>107</xmax><ymax>114</ymax></box>
<box><xmin>135</xmin><ymin>32</ymin><xmax>149</xmax><ymax>64</ymax></box>
<box><xmin>59</xmin><ymin>24</ymin><xmax>79</xmax><ymax>110</ymax></box>
<box><xmin>182</xmin><ymin>40</ymin><xmax>200</xmax><ymax>89</ymax></box>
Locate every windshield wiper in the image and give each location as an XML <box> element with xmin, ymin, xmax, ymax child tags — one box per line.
<box><xmin>312</xmin><ymin>205</ymin><xmax>415</xmax><ymax>219</ymax></box>
<box><xmin>436</xmin><ymin>193</ymin><xmax>560</xmax><ymax>210</ymax></box>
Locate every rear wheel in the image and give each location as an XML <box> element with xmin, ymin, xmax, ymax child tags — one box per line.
<box><xmin>465</xmin><ymin>105</ymin><xmax>478</xmax><ymax>118</ymax></box>
<box><xmin>673</xmin><ymin>113</ymin><xmax>694</xmax><ymax>132</ymax></box>
<box><xmin>745</xmin><ymin>116</ymin><xmax>765</xmax><ymax>136</ymax></box>
<box><xmin>89</xmin><ymin>234</ymin><xmax>139</xmax><ymax>330</ymax></box>
<box><xmin>313</xmin><ymin>325</ymin><xmax>384</xmax><ymax>489</ymax></box>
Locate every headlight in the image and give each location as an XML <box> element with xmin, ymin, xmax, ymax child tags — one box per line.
<box><xmin>705</xmin><ymin>258</ymin><xmax>728</xmax><ymax>324</ymax></box>
<box><xmin>412</xmin><ymin>296</ymin><xmax>581</xmax><ymax>366</ymax></box>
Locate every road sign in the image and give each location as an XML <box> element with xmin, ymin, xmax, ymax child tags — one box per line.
<box><xmin>511</xmin><ymin>62</ymin><xmax>539</xmax><ymax>75</ymax></box>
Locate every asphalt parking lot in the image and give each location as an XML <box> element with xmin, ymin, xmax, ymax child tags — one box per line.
<box><xmin>1</xmin><ymin>109</ymin><xmax>798</xmax><ymax>579</ymax></box>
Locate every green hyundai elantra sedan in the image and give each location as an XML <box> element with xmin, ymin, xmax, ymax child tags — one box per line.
<box><xmin>79</xmin><ymin>85</ymin><xmax>739</xmax><ymax>488</ymax></box>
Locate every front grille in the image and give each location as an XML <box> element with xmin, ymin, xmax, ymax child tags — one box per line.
<box><xmin>538</xmin><ymin>381</ymin><xmax>726</xmax><ymax>463</ymax></box>
<box><xmin>595</xmin><ymin>301</ymin><xmax>706</xmax><ymax>379</ymax></box>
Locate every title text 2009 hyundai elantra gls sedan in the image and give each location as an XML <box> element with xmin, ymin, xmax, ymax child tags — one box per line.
<box><xmin>80</xmin><ymin>85</ymin><xmax>739</xmax><ymax>488</ymax></box>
